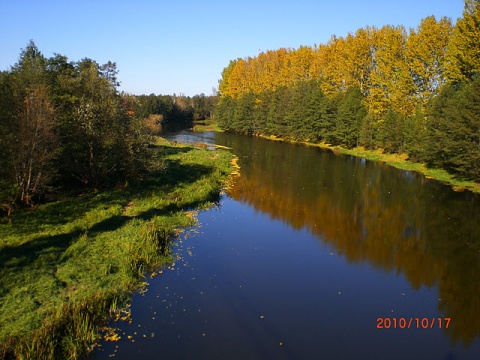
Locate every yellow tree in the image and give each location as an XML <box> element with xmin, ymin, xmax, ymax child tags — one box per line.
<box><xmin>220</xmin><ymin>58</ymin><xmax>248</xmax><ymax>98</ymax></box>
<box><xmin>342</xmin><ymin>27</ymin><xmax>376</xmax><ymax>95</ymax></box>
<box><xmin>218</xmin><ymin>59</ymin><xmax>238</xmax><ymax>97</ymax></box>
<box><xmin>406</xmin><ymin>16</ymin><xmax>453</xmax><ymax>107</ymax></box>
<box><xmin>445</xmin><ymin>0</ymin><xmax>480</xmax><ymax>82</ymax></box>
<box><xmin>282</xmin><ymin>46</ymin><xmax>315</xmax><ymax>85</ymax></box>
<box><xmin>312</xmin><ymin>35</ymin><xmax>347</xmax><ymax>96</ymax></box>
<box><xmin>366</xmin><ymin>25</ymin><xmax>414</xmax><ymax>117</ymax></box>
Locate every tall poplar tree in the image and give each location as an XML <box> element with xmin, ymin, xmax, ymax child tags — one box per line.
<box><xmin>407</xmin><ymin>16</ymin><xmax>453</xmax><ymax>107</ymax></box>
<box><xmin>446</xmin><ymin>0</ymin><xmax>480</xmax><ymax>82</ymax></box>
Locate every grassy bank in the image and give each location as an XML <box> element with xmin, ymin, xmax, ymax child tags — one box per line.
<box><xmin>0</xmin><ymin>138</ymin><xmax>234</xmax><ymax>359</ymax></box>
<box><xmin>192</xmin><ymin>119</ymin><xmax>224</xmax><ymax>132</ymax></box>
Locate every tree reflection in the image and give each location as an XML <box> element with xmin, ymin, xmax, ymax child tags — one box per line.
<box><xmin>219</xmin><ymin>133</ymin><xmax>480</xmax><ymax>346</ymax></box>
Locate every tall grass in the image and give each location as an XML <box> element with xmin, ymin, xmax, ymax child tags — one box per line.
<box><xmin>0</xmin><ymin>139</ymin><xmax>234</xmax><ymax>359</ymax></box>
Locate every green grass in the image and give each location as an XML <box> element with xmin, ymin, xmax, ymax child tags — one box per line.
<box><xmin>0</xmin><ymin>138</ymin><xmax>234</xmax><ymax>359</ymax></box>
<box><xmin>192</xmin><ymin>119</ymin><xmax>224</xmax><ymax>133</ymax></box>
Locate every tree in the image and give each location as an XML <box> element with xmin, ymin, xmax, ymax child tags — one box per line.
<box><xmin>407</xmin><ymin>16</ymin><xmax>453</xmax><ymax>107</ymax></box>
<box><xmin>404</xmin><ymin>104</ymin><xmax>428</xmax><ymax>161</ymax></box>
<box><xmin>266</xmin><ymin>86</ymin><xmax>292</xmax><ymax>137</ymax></box>
<box><xmin>334</xmin><ymin>86</ymin><xmax>367</xmax><ymax>148</ymax></box>
<box><xmin>6</xmin><ymin>41</ymin><xmax>57</xmax><ymax>205</ymax></box>
<box><xmin>366</xmin><ymin>25</ymin><xmax>414</xmax><ymax>118</ymax></box>
<box><xmin>379</xmin><ymin>108</ymin><xmax>404</xmax><ymax>153</ymax></box>
<box><xmin>425</xmin><ymin>77</ymin><xmax>480</xmax><ymax>181</ymax></box>
<box><xmin>13</xmin><ymin>85</ymin><xmax>57</xmax><ymax>204</ymax></box>
<box><xmin>53</xmin><ymin>58</ymin><xmax>147</xmax><ymax>187</ymax></box>
<box><xmin>303</xmin><ymin>81</ymin><xmax>327</xmax><ymax>142</ymax></box>
<box><xmin>216</xmin><ymin>96</ymin><xmax>236</xmax><ymax>131</ymax></box>
<box><xmin>0</xmin><ymin>72</ymin><xmax>17</xmax><ymax>214</ymax></box>
<box><xmin>192</xmin><ymin>93</ymin><xmax>217</xmax><ymax>120</ymax></box>
<box><xmin>232</xmin><ymin>91</ymin><xmax>256</xmax><ymax>135</ymax></box>
<box><xmin>446</xmin><ymin>0</ymin><xmax>480</xmax><ymax>83</ymax></box>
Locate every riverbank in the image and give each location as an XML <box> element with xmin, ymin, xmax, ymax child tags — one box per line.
<box><xmin>206</xmin><ymin>123</ymin><xmax>480</xmax><ymax>194</ymax></box>
<box><xmin>0</xmin><ymin>137</ymin><xmax>234</xmax><ymax>359</ymax></box>
<box><xmin>302</xmin><ymin>141</ymin><xmax>480</xmax><ymax>194</ymax></box>
<box><xmin>192</xmin><ymin>119</ymin><xmax>224</xmax><ymax>133</ymax></box>
<box><xmin>319</xmin><ymin>144</ymin><xmax>480</xmax><ymax>193</ymax></box>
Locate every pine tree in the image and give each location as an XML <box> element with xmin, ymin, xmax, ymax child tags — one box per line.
<box><xmin>334</xmin><ymin>86</ymin><xmax>367</xmax><ymax>148</ymax></box>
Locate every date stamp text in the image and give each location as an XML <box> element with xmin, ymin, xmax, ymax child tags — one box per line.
<box><xmin>377</xmin><ymin>317</ymin><xmax>451</xmax><ymax>329</ymax></box>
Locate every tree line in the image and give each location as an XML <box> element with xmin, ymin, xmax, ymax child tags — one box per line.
<box><xmin>135</xmin><ymin>92</ymin><xmax>218</xmax><ymax>133</ymax></box>
<box><xmin>215</xmin><ymin>0</ymin><xmax>480</xmax><ymax>183</ymax></box>
<box><xmin>0</xmin><ymin>41</ymin><xmax>217</xmax><ymax>216</ymax></box>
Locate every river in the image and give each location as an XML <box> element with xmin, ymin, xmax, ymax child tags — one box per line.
<box><xmin>95</xmin><ymin>131</ymin><xmax>480</xmax><ymax>359</ymax></box>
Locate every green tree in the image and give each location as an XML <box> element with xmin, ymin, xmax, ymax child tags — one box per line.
<box><xmin>253</xmin><ymin>90</ymin><xmax>271</xmax><ymax>135</ymax></box>
<box><xmin>216</xmin><ymin>96</ymin><xmax>235</xmax><ymax>131</ymax></box>
<box><xmin>0</xmin><ymin>71</ymin><xmax>17</xmax><ymax>214</ymax></box>
<box><xmin>303</xmin><ymin>81</ymin><xmax>327</xmax><ymax>142</ymax></box>
<box><xmin>379</xmin><ymin>108</ymin><xmax>405</xmax><ymax>153</ymax></box>
<box><xmin>321</xmin><ymin>92</ymin><xmax>342</xmax><ymax>144</ymax></box>
<box><xmin>334</xmin><ymin>86</ymin><xmax>367</xmax><ymax>148</ymax></box>
<box><xmin>232</xmin><ymin>91</ymin><xmax>256</xmax><ymax>135</ymax></box>
<box><xmin>266</xmin><ymin>86</ymin><xmax>292</xmax><ymax>137</ymax></box>
<box><xmin>6</xmin><ymin>41</ymin><xmax>57</xmax><ymax>205</ymax></box>
<box><xmin>54</xmin><ymin>58</ymin><xmax>146</xmax><ymax>187</ymax></box>
<box><xmin>359</xmin><ymin>113</ymin><xmax>379</xmax><ymax>149</ymax></box>
<box><xmin>426</xmin><ymin>77</ymin><xmax>480</xmax><ymax>181</ymax></box>
<box><xmin>404</xmin><ymin>104</ymin><xmax>428</xmax><ymax>161</ymax></box>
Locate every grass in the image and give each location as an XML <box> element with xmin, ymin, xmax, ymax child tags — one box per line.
<box><xmin>0</xmin><ymin>137</ymin><xmax>234</xmax><ymax>359</ymax></box>
<box><xmin>192</xmin><ymin>119</ymin><xmax>224</xmax><ymax>133</ymax></box>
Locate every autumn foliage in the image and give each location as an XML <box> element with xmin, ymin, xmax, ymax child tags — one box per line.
<box><xmin>216</xmin><ymin>2</ymin><xmax>480</xmax><ymax>182</ymax></box>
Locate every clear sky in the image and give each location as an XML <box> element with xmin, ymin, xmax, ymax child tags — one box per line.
<box><xmin>0</xmin><ymin>0</ymin><xmax>464</xmax><ymax>96</ymax></box>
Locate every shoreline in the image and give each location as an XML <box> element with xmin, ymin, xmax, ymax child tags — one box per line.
<box><xmin>0</xmin><ymin>138</ymin><xmax>235</xmax><ymax>359</ymax></box>
<box><xmin>194</xmin><ymin>124</ymin><xmax>480</xmax><ymax>194</ymax></box>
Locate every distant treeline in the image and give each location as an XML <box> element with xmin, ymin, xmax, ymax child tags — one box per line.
<box><xmin>0</xmin><ymin>41</ymin><xmax>217</xmax><ymax>214</ymax></box>
<box><xmin>135</xmin><ymin>92</ymin><xmax>218</xmax><ymax>132</ymax></box>
<box><xmin>216</xmin><ymin>1</ymin><xmax>480</xmax><ymax>183</ymax></box>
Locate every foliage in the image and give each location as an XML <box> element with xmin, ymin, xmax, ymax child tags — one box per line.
<box><xmin>133</xmin><ymin>93</ymin><xmax>218</xmax><ymax>131</ymax></box>
<box><xmin>446</xmin><ymin>0</ymin><xmax>480</xmax><ymax>82</ymax></box>
<box><xmin>215</xmin><ymin>1</ymin><xmax>480</xmax><ymax>183</ymax></box>
<box><xmin>425</xmin><ymin>77</ymin><xmax>480</xmax><ymax>181</ymax></box>
<box><xmin>0</xmin><ymin>42</ymin><xmax>151</xmax><ymax>214</ymax></box>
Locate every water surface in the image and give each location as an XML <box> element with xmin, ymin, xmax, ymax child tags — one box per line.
<box><xmin>95</xmin><ymin>131</ymin><xmax>480</xmax><ymax>359</ymax></box>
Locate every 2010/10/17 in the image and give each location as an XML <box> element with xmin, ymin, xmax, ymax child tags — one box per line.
<box><xmin>377</xmin><ymin>317</ymin><xmax>451</xmax><ymax>329</ymax></box>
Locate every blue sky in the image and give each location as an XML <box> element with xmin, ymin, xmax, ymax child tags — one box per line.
<box><xmin>0</xmin><ymin>0</ymin><xmax>464</xmax><ymax>96</ymax></box>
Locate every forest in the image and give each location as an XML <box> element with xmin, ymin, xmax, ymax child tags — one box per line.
<box><xmin>215</xmin><ymin>0</ymin><xmax>480</xmax><ymax>183</ymax></box>
<box><xmin>0</xmin><ymin>43</ymin><xmax>217</xmax><ymax>216</ymax></box>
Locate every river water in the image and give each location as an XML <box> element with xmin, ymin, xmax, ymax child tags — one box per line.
<box><xmin>95</xmin><ymin>131</ymin><xmax>480</xmax><ymax>359</ymax></box>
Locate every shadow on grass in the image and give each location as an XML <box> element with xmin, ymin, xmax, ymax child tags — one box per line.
<box><xmin>0</xmin><ymin>230</ymin><xmax>82</xmax><ymax>271</ymax></box>
<box><xmin>151</xmin><ymin>143</ymin><xmax>192</xmax><ymax>157</ymax></box>
<box><xmin>0</xmin><ymin>156</ymin><xmax>216</xmax><ymax>280</ymax></box>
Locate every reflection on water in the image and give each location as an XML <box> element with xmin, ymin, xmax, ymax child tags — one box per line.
<box><xmin>96</xmin><ymin>131</ymin><xmax>480</xmax><ymax>359</ymax></box>
<box><xmin>213</xmin><ymin>131</ymin><xmax>480</xmax><ymax>346</ymax></box>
